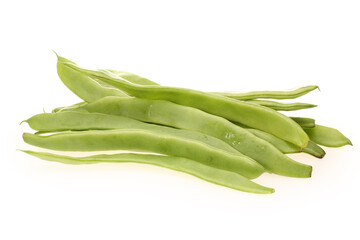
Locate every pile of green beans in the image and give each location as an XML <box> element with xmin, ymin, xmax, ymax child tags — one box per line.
<box><xmin>20</xmin><ymin>54</ymin><xmax>352</xmax><ymax>194</ymax></box>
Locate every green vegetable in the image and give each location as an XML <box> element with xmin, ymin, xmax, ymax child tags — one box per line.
<box><xmin>110</xmin><ymin>70</ymin><xmax>319</xmax><ymax>101</ymax></box>
<box><xmin>304</xmin><ymin>124</ymin><xmax>352</xmax><ymax>147</ymax></box>
<box><xmin>211</xmin><ymin>85</ymin><xmax>320</xmax><ymax>100</ymax></box>
<box><xmin>59</xmin><ymin>56</ymin><xmax>309</xmax><ymax>148</ymax></box>
<box><xmin>81</xmin><ymin>96</ymin><xmax>312</xmax><ymax>178</ymax></box>
<box><xmin>20</xmin><ymin>150</ymin><xmax>274</xmax><ymax>194</ymax></box>
<box><xmin>23</xmin><ymin>129</ymin><xmax>265</xmax><ymax>179</ymax></box>
<box><xmin>24</xmin><ymin>111</ymin><xmax>240</xmax><ymax>155</ymax></box>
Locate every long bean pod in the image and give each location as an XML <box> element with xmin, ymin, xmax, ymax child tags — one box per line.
<box><xmin>80</xmin><ymin>96</ymin><xmax>312</xmax><ymax>178</ymax></box>
<box><xmin>59</xmin><ymin>57</ymin><xmax>309</xmax><ymax>148</ymax></box>
<box><xmin>211</xmin><ymin>85</ymin><xmax>320</xmax><ymax>100</ymax></box>
<box><xmin>20</xmin><ymin>150</ymin><xmax>274</xmax><ymax>194</ymax></box>
<box><xmin>110</xmin><ymin>70</ymin><xmax>319</xmax><ymax>101</ymax></box>
<box><xmin>23</xmin><ymin>129</ymin><xmax>265</xmax><ymax>179</ymax></box>
<box><xmin>24</xmin><ymin>111</ymin><xmax>240</xmax><ymax>155</ymax></box>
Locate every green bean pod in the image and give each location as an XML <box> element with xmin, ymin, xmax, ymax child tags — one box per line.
<box><xmin>246</xmin><ymin>128</ymin><xmax>325</xmax><ymax>158</ymax></box>
<box><xmin>20</xmin><ymin>150</ymin><xmax>274</xmax><ymax>194</ymax></box>
<box><xmin>304</xmin><ymin>124</ymin><xmax>352</xmax><ymax>147</ymax></box>
<box><xmin>245</xmin><ymin>100</ymin><xmax>317</xmax><ymax>111</ymax></box>
<box><xmin>24</xmin><ymin>111</ymin><xmax>240</xmax><ymax>155</ymax></box>
<box><xmin>109</xmin><ymin>70</ymin><xmax>319</xmax><ymax>101</ymax></box>
<box><xmin>23</xmin><ymin>129</ymin><xmax>265</xmax><ymax>179</ymax></box>
<box><xmin>80</xmin><ymin>96</ymin><xmax>312</xmax><ymax>178</ymax></box>
<box><xmin>211</xmin><ymin>85</ymin><xmax>320</xmax><ymax>100</ymax></box>
<box><xmin>59</xmin><ymin>57</ymin><xmax>309</xmax><ymax>148</ymax></box>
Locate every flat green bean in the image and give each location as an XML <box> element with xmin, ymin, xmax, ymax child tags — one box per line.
<box><xmin>20</xmin><ymin>150</ymin><xmax>274</xmax><ymax>194</ymax></box>
<box><xmin>59</xmin><ymin>56</ymin><xmax>309</xmax><ymax>148</ymax></box>
<box><xmin>304</xmin><ymin>124</ymin><xmax>352</xmax><ymax>147</ymax></box>
<box><xmin>80</xmin><ymin>97</ymin><xmax>312</xmax><ymax>178</ymax></box>
<box><xmin>24</xmin><ymin>111</ymin><xmax>240</xmax><ymax>155</ymax></box>
<box><xmin>246</xmin><ymin>100</ymin><xmax>317</xmax><ymax>111</ymax></box>
<box><xmin>23</xmin><ymin>129</ymin><xmax>265</xmax><ymax>179</ymax></box>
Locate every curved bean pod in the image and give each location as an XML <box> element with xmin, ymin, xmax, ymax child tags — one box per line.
<box><xmin>110</xmin><ymin>71</ymin><xmax>319</xmax><ymax>101</ymax></box>
<box><xmin>211</xmin><ymin>85</ymin><xmax>320</xmax><ymax>100</ymax></box>
<box><xmin>246</xmin><ymin>100</ymin><xmax>317</xmax><ymax>111</ymax></box>
<box><xmin>304</xmin><ymin>124</ymin><xmax>352</xmax><ymax>147</ymax></box>
<box><xmin>20</xmin><ymin>150</ymin><xmax>274</xmax><ymax>194</ymax></box>
<box><xmin>59</xmin><ymin>57</ymin><xmax>309</xmax><ymax>148</ymax></box>
<box><xmin>24</xmin><ymin>111</ymin><xmax>240</xmax><ymax>155</ymax></box>
<box><xmin>23</xmin><ymin>129</ymin><xmax>265</xmax><ymax>179</ymax></box>
<box><xmin>81</xmin><ymin>97</ymin><xmax>312</xmax><ymax>178</ymax></box>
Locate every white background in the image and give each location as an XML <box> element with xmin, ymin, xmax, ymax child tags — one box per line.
<box><xmin>1</xmin><ymin>1</ymin><xmax>359</xmax><ymax>239</ymax></box>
